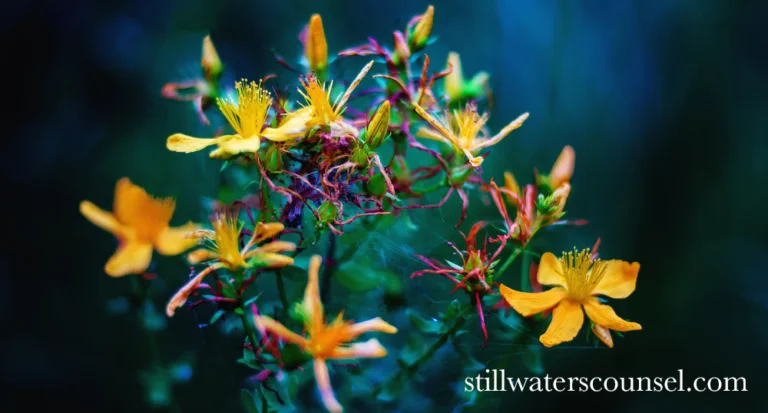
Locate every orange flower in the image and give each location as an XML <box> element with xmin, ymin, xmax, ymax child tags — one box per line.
<box><xmin>500</xmin><ymin>248</ymin><xmax>641</xmax><ymax>347</ymax></box>
<box><xmin>254</xmin><ymin>255</ymin><xmax>397</xmax><ymax>413</ymax></box>
<box><xmin>536</xmin><ymin>145</ymin><xmax>575</xmax><ymax>192</ymax></box>
<box><xmin>79</xmin><ymin>178</ymin><xmax>198</xmax><ymax>277</ymax></box>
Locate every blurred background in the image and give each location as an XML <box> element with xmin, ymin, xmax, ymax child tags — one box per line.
<box><xmin>3</xmin><ymin>0</ymin><xmax>767</xmax><ymax>411</ymax></box>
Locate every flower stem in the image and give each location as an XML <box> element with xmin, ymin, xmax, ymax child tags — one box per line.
<box><xmin>320</xmin><ymin>233</ymin><xmax>337</xmax><ymax>303</ymax></box>
<box><xmin>520</xmin><ymin>248</ymin><xmax>531</xmax><ymax>292</ymax></box>
<box><xmin>494</xmin><ymin>247</ymin><xmax>521</xmax><ymax>280</ymax></box>
<box><xmin>374</xmin><ymin>316</ymin><xmax>465</xmax><ymax>397</ymax></box>
<box><xmin>275</xmin><ymin>270</ymin><xmax>289</xmax><ymax>311</ymax></box>
<box><xmin>237</xmin><ymin>305</ymin><xmax>265</xmax><ymax>369</ymax></box>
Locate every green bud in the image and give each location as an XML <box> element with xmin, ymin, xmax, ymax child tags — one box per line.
<box><xmin>351</xmin><ymin>147</ymin><xmax>369</xmax><ymax>167</ymax></box>
<box><xmin>317</xmin><ymin>201</ymin><xmax>338</xmax><ymax>224</ymax></box>
<box><xmin>448</xmin><ymin>164</ymin><xmax>473</xmax><ymax>187</ymax></box>
<box><xmin>263</xmin><ymin>144</ymin><xmax>283</xmax><ymax>173</ymax></box>
<box><xmin>365</xmin><ymin>100</ymin><xmax>391</xmax><ymax>149</ymax></box>
<box><xmin>408</xmin><ymin>5</ymin><xmax>434</xmax><ymax>52</ymax></box>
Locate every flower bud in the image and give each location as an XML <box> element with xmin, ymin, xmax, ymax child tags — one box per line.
<box><xmin>202</xmin><ymin>35</ymin><xmax>223</xmax><ymax>82</ymax></box>
<box><xmin>351</xmin><ymin>147</ymin><xmax>369</xmax><ymax>167</ymax></box>
<box><xmin>408</xmin><ymin>5</ymin><xmax>434</xmax><ymax>52</ymax></box>
<box><xmin>317</xmin><ymin>201</ymin><xmax>338</xmax><ymax>225</ymax></box>
<box><xmin>365</xmin><ymin>100</ymin><xmax>391</xmax><ymax>149</ymax></box>
<box><xmin>393</xmin><ymin>31</ymin><xmax>410</xmax><ymax>65</ymax></box>
<box><xmin>444</xmin><ymin>52</ymin><xmax>489</xmax><ymax>102</ymax></box>
<box><xmin>306</xmin><ymin>14</ymin><xmax>328</xmax><ymax>73</ymax></box>
<box><xmin>549</xmin><ymin>145</ymin><xmax>575</xmax><ymax>189</ymax></box>
<box><xmin>264</xmin><ymin>144</ymin><xmax>283</xmax><ymax>173</ymax></box>
<box><xmin>591</xmin><ymin>323</ymin><xmax>614</xmax><ymax>348</ymax></box>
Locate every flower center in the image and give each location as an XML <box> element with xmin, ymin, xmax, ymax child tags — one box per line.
<box><xmin>210</xmin><ymin>215</ymin><xmax>247</xmax><ymax>270</ymax></box>
<box><xmin>450</xmin><ymin>102</ymin><xmax>488</xmax><ymax>149</ymax></box>
<box><xmin>299</xmin><ymin>75</ymin><xmax>338</xmax><ymax>126</ymax></box>
<box><xmin>560</xmin><ymin>248</ymin><xmax>607</xmax><ymax>302</ymax></box>
<box><xmin>306</xmin><ymin>318</ymin><xmax>352</xmax><ymax>358</ymax></box>
<box><xmin>217</xmin><ymin>79</ymin><xmax>272</xmax><ymax>139</ymax></box>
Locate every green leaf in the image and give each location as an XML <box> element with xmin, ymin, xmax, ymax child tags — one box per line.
<box><xmin>398</xmin><ymin>334</ymin><xmax>427</xmax><ymax>366</ymax></box>
<box><xmin>209</xmin><ymin>310</ymin><xmax>226</xmax><ymax>325</ymax></box>
<box><xmin>241</xmin><ymin>389</ymin><xmax>260</xmax><ymax>413</ymax></box>
<box><xmin>408</xmin><ymin>311</ymin><xmax>443</xmax><ymax>335</ymax></box>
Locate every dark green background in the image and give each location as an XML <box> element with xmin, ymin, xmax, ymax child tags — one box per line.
<box><xmin>4</xmin><ymin>0</ymin><xmax>767</xmax><ymax>411</ymax></box>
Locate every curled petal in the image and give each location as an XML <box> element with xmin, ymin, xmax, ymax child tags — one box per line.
<box><xmin>105</xmin><ymin>241</ymin><xmax>153</xmax><ymax>277</ymax></box>
<box><xmin>503</xmin><ymin>172</ymin><xmax>520</xmax><ymax>199</ymax></box>
<box><xmin>549</xmin><ymin>145</ymin><xmax>575</xmax><ymax>188</ymax></box>
<box><xmin>80</xmin><ymin>201</ymin><xmax>124</xmax><ymax>238</ymax></box>
<box><xmin>251</xmin><ymin>253</ymin><xmax>294</xmax><ymax>269</ymax></box>
<box><xmin>249</xmin><ymin>222</ymin><xmax>285</xmax><ymax>245</ymax></box>
<box><xmin>165</xmin><ymin>265</ymin><xmax>219</xmax><ymax>316</ymax></box>
<box><xmin>253</xmin><ymin>315</ymin><xmax>309</xmax><ymax>347</ymax></box>
<box><xmin>536</xmin><ymin>252</ymin><xmax>566</xmax><ymax>288</ymax></box>
<box><xmin>304</xmin><ymin>255</ymin><xmax>324</xmax><ymax>328</ymax></box>
<box><xmin>249</xmin><ymin>240</ymin><xmax>297</xmax><ymax>254</ymax></box>
<box><xmin>154</xmin><ymin>222</ymin><xmax>199</xmax><ymax>255</ymax></box>
<box><xmin>499</xmin><ymin>284</ymin><xmax>566</xmax><ymax>317</ymax></box>
<box><xmin>472</xmin><ymin>112</ymin><xmax>529</xmax><ymax>150</ymax></box>
<box><xmin>329</xmin><ymin>338</ymin><xmax>388</xmax><ymax>359</ymax></box>
<box><xmin>540</xmin><ymin>300</ymin><xmax>585</xmax><ymax>348</ymax></box>
<box><xmin>209</xmin><ymin>135</ymin><xmax>261</xmax><ymax>159</ymax></box>
<box><xmin>347</xmin><ymin>317</ymin><xmax>398</xmax><ymax>337</ymax></box>
<box><xmin>313</xmin><ymin>359</ymin><xmax>343</xmax><ymax>413</ymax></box>
<box><xmin>583</xmin><ymin>298</ymin><xmax>642</xmax><ymax>332</ymax></box>
<box><xmin>166</xmin><ymin>134</ymin><xmax>233</xmax><ymax>153</ymax></box>
<box><xmin>186</xmin><ymin>248</ymin><xmax>217</xmax><ymax>264</ymax></box>
<box><xmin>591</xmin><ymin>260</ymin><xmax>640</xmax><ymax>299</ymax></box>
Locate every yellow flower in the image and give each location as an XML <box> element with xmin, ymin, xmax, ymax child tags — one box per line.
<box><xmin>306</xmin><ymin>14</ymin><xmax>328</xmax><ymax>73</ymax></box>
<box><xmin>254</xmin><ymin>255</ymin><xmax>397</xmax><ymax>413</ymax></box>
<box><xmin>79</xmin><ymin>178</ymin><xmax>198</xmax><ymax>277</ymax></box>
<box><xmin>165</xmin><ymin>217</ymin><xmax>295</xmax><ymax>317</ymax></box>
<box><xmin>168</xmin><ymin>79</ymin><xmax>292</xmax><ymax>159</ymax></box>
<box><xmin>444</xmin><ymin>52</ymin><xmax>489</xmax><ymax>102</ymax></box>
<box><xmin>500</xmin><ymin>248</ymin><xmax>641</xmax><ymax>348</ymax></box>
<box><xmin>296</xmin><ymin>60</ymin><xmax>374</xmax><ymax>138</ymax></box>
<box><xmin>414</xmin><ymin>102</ymin><xmax>529</xmax><ymax>167</ymax></box>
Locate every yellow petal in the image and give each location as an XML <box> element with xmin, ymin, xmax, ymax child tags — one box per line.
<box><xmin>591</xmin><ymin>323</ymin><xmax>614</xmax><ymax>348</ymax></box>
<box><xmin>413</xmin><ymin>104</ymin><xmax>455</xmax><ymax>145</ymax></box>
<box><xmin>250</xmin><ymin>253</ymin><xmax>294</xmax><ymax>269</ymax></box>
<box><xmin>347</xmin><ymin>317</ymin><xmax>398</xmax><ymax>337</ymax></box>
<box><xmin>472</xmin><ymin>112</ymin><xmax>529</xmax><ymax>150</ymax></box>
<box><xmin>262</xmin><ymin>107</ymin><xmax>312</xmax><ymax>142</ymax></box>
<box><xmin>186</xmin><ymin>248</ymin><xmax>217</xmax><ymax>264</ymax></box>
<box><xmin>536</xmin><ymin>252</ymin><xmax>566</xmax><ymax>288</ymax></box>
<box><xmin>154</xmin><ymin>222</ymin><xmax>199</xmax><ymax>256</ymax></box>
<box><xmin>540</xmin><ymin>300</ymin><xmax>585</xmax><ymax>347</ymax></box>
<box><xmin>503</xmin><ymin>171</ymin><xmax>520</xmax><ymax>197</ymax></box>
<box><xmin>550</xmin><ymin>145</ymin><xmax>575</xmax><ymax>188</ymax></box>
<box><xmin>499</xmin><ymin>284</ymin><xmax>566</xmax><ymax>317</ymax></box>
<box><xmin>210</xmin><ymin>135</ymin><xmax>261</xmax><ymax>159</ymax></box>
<box><xmin>583</xmin><ymin>298</ymin><xmax>642</xmax><ymax>332</ymax></box>
<box><xmin>113</xmin><ymin>177</ymin><xmax>175</xmax><ymax>239</ymax></box>
<box><xmin>313</xmin><ymin>359</ymin><xmax>343</xmax><ymax>413</ymax></box>
<box><xmin>591</xmin><ymin>260</ymin><xmax>640</xmax><ymax>299</ymax></box>
<box><xmin>105</xmin><ymin>241</ymin><xmax>153</xmax><ymax>277</ymax></box>
<box><xmin>165</xmin><ymin>265</ymin><xmax>218</xmax><ymax>316</ymax></box>
<box><xmin>333</xmin><ymin>60</ymin><xmax>374</xmax><ymax>115</ymax></box>
<box><xmin>304</xmin><ymin>255</ymin><xmax>324</xmax><ymax>329</ymax></box>
<box><xmin>330</xmin><ymin>338</ymin><xmax>388</xmax><ymax>359</ymax></box>
<box><xmin>252</xmin><ymin>315</ymin><xmax>309</xmax><ymax>347</ymax></box>
<box><xmin>80</xmin><ymin>200</ymin><xmax>124</xmax><ymax>238</ymax></box>
<box><xmin>166</xmin><ymin>134</ymin><xmax>231</xmax><ymax>153</ymax></box>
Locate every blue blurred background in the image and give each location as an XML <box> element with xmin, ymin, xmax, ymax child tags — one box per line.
<box><xmin>3</xmin><ymin>0</ymin><xmax>767</xmax><ymax>411</ymax></box>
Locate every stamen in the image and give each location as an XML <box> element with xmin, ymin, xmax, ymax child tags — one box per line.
<box><xmin>560</xmin><ymin>248</ymin><xmax>607</xmax><ymax>301</ymax></box>
<box><xmin>217</xmin><ymin>79</ymin><xmax>272</xmax><ymax>138</ymax></box>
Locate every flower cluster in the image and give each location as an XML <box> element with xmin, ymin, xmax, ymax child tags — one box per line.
<box><xmin>80</xmin><ymin>5</ymin><xmax>644</xmax><ymax>413</ymax></box>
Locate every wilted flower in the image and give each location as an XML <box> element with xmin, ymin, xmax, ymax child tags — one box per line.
<box><xmin>254</xmin><ymin>255</ymin><xmax>397</xmax><ymax>413</ymax></box>
<box><xmin>80</xmin><ymin>178</ymin><xmax>198</xmax><ymax>277</ymax></box>
<box><xmin>414</xmin><ymin>102</ymin><xmax>529</xmax><ymax>167</ymax></box>
<box><xmin>500</xmin><ymin>248</ymin><xmax>641</xmax><ymax>347</ymax></box>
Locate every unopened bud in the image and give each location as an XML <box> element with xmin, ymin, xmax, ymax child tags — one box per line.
<box><xmin>317</xmin><ymin>201</ymin><xmax>338</xmax><ymax>225</ymax></box>
<box><xmin>393</xmin><ymin>31</ymin><xmax>411</xmax><ymax>65</ymax></box>
<box><xmin>591</xmin><ymin>323</ymin><xmax>614</xmax><ymax>348</ymax></box>
<box><xmin>306</xmin><ymin>14</ymin><xmax>328</xmax><ymax>73</ymax></box>
<box><xmin>408</xmin><ymin>5</ymin><xmax>434</xmax><ymax>52</ymax></box>
<box><xmin>202</xmin><ymin>35</ymin><xmax>223</xmax><ymax>82</ymax></box>
<box><xmin>365</xmin><ymin>100</ymin><xmax>391</xmax><ymax>149</ymax></box>
<box><xmin>549</xmin><ymin>145</ymin><xmax>575</xmax><ymax>189</ymax></box>
<box><xmin>264</xmin><ymin>144</ymin><xmax>283</xmax><ymax>173</ymax></box>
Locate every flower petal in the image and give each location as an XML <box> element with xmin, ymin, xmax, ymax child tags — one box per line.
<box><xmin>113</xmin><ymin>177</ymin><xmax>175</xmax><ymax>232</ymax></box>
<box><xmin>583</xmin><ymin>298</ymin><xmax>642</xmax><ymax>332</ymax></box>
<box><xmin>347</xmin><ymin>317</ymin><xmax>398</xmax><ymax>337</ymax></box>
<box><xmin>165</xmin><ymin>265</ymin><xmax>218</xmax><ymax>316</ymax></box>
<box><xmin>80</xmin><ymin>201</ymin><xmax>124</xmax><ymax>237</ymax></box>
<box><xmin>186</xmin><ymin>248</ymin><xmax>217</xmax><ymax>264</ymax></box>
<box><xmin>536</xmin><ymin>252</ymin><xmax>566</xmax><ymax>288</ymax></box>
<box><xmin>313</xmin><ymin>359</ymin><xmax>343</xmax><ymax>413</ymax></box>
<box><xmin>503</xmin><ymin>171</ymin><xmax>520</xmax><ymax>198</ymax></box>
<box><xmin>549</xmin><ymin>145</ymin><xmax>575</xmax><ymax>188</ymax></box>
<box><xmin>248</xmin><ymin>240</ymin><xmax>296</xmax><ymax>255</ymax></box>
<box><xmin>330</xmin><ymin>338</ymin><xmax>388</xmax><ymax>359</ymax></box>
<box><xmin>499</xmin><ymin>284</ymin><xmax>566</xmax><ymax>317</ymax></box>
<box><xmin>592</xmin><ymin>260</ymin><xmax>640</xmax><ymax>299</ymax></box>
<box><xmin>472</xmin><ymin>112</ymin><xmax>529</xmax><ymax>150</ymax></box>
<box><xmin>210</xmin><ymin>135</ymin><xmax>261</xmax><ymax>159</ymax></box>
<box><xmin>250</xmin><ymin>253</ymin><xmax>294</xmax><ymax>269</ymax></box>
<box><xmin>105</xmin><ymin>241</ymin><xmax>153</xmax><ymax>277</ymax></box>
<box><xmin>304</xmin><ymin>255</ymin><xmax>324</xmax><ymax>328</ymax></box>
<box><xmin>540</xmin><ymin>299</ymin><xmax>585</xmax><ymax>347</ymax></box>
<box><xmin>154</xmin><ymin>222</ymin><xmax>199</xmax><ymax>256</ymax></box>
<box><xmin>262</xmin><ymin>107</ymin><xmax>312</xmax><ymax>142</ymax></box>
<box><xmin>252</xmin><ymin>315</ymin><xmax>308</xmax><ymax>347</ymax></box>
<box><xmin>591</xmin><ymin>323</ymin><xmax>614</xmax><ymax>348</ymax></box>
<box><xmin>333</xmin><ymin>60</ymin><xmax>374</xmax><ymax>115</ymax></box>
<box><xmin>166</xmin><ymin>133</ymin><xmax>231</xmax><ymax>153</ymax></box>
